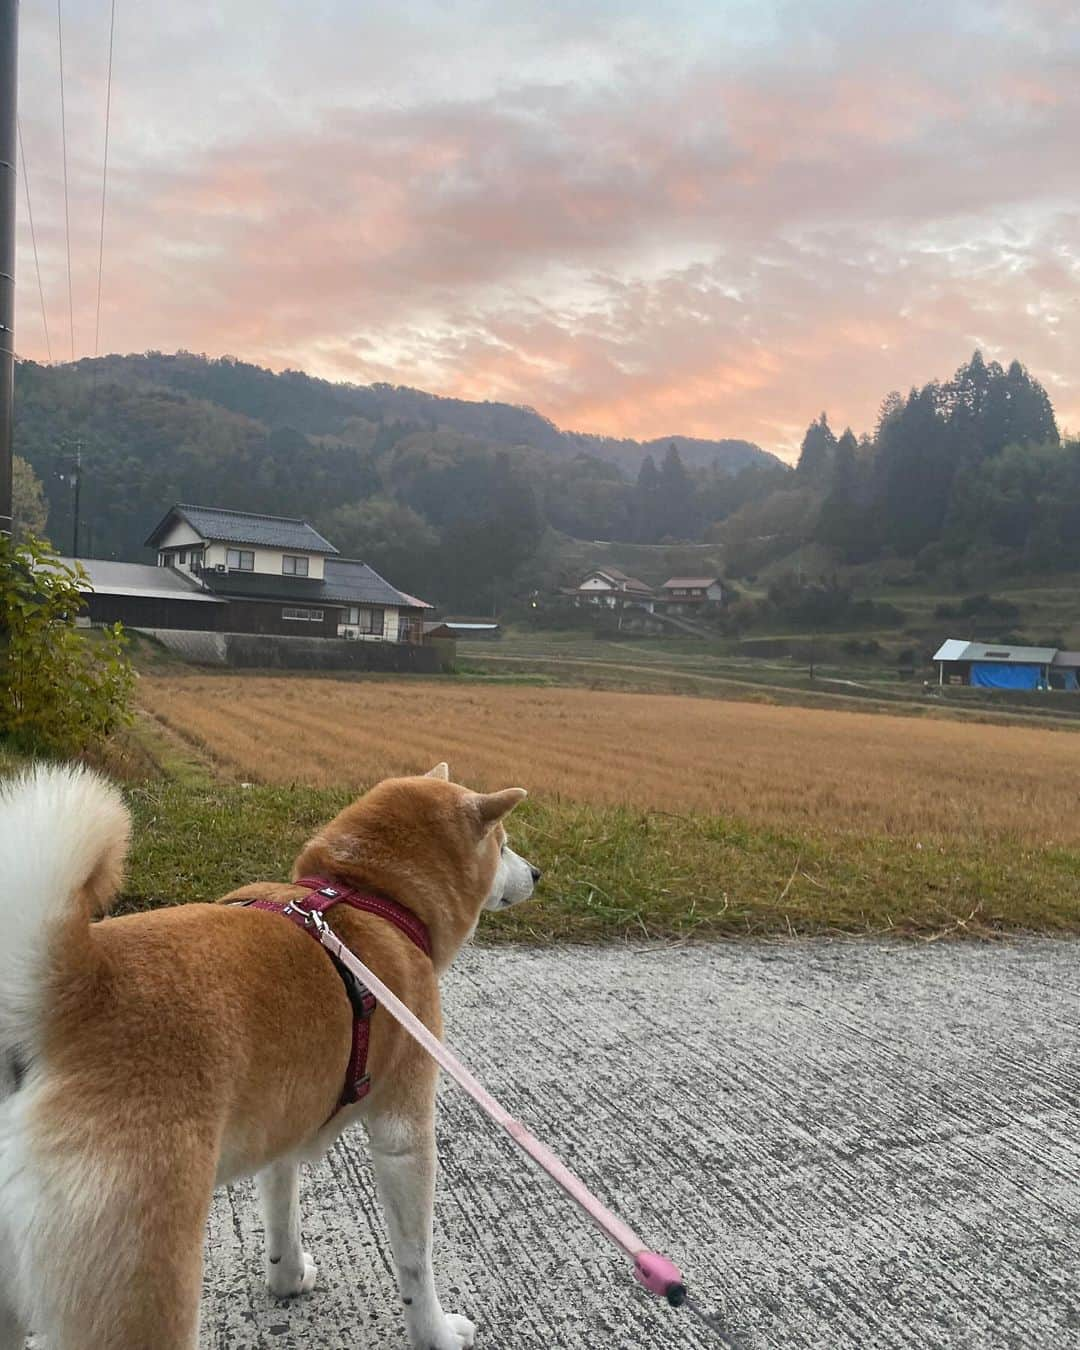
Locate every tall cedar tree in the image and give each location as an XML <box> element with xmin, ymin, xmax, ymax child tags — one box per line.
<box><xmin>796</xmin><ymin>413</ymin><xmax>837</xmax><ymax>481</ymax></box>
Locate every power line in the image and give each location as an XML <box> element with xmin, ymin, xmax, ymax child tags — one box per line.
<box><xmin>17</xmin><ymin>117</ymin><xmax>53</xmax><ymax>364</ymax></box>
<box><xmin>56</xmin><ymin>0</ymin><xmax>74</xmax><ymax>361</ymax></box>
<box><xmin>93</xmin><ymin>0</ymin><xmax>116</xmax><ymax>358</ymax></box>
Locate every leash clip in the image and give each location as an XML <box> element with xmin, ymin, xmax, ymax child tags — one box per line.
<box><xmin>283</xmin><ymin>899</ymin><xmax>328</xmax><ymax>934</ymax></box>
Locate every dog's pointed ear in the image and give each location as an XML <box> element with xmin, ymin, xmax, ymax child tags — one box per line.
<box><xmin>472</xmin><ymin>787</ymin><xmax>527</xmax><ymax>826</ymax></box>
<box><xmin>425</xmin><ymin>762</ymin><xmax>450</xmax><ymax>781</ymax></box>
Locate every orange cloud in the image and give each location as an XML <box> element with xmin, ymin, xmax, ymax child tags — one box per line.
<box><xmin>12</xmin><ymin>0</ymin><xmax>1080</xmax><ymax>454</ymax></box>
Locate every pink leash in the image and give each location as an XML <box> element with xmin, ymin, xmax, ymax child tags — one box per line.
<box><xmin>295</xmin><ymin>900</ymin><xmax>741</xmax><ymax>1344</ymax></box>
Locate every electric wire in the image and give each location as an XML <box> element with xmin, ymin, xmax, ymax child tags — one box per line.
<box><xmin>56</xmin><ymin>0</ymin><xmax>75</xmax><ymax>360</ymax></box>
<box><xmin>16</xmin><ymin>117</ymin><xmax>53</xmax><ymax>364</ymax></box>
<box><xmin>93</xmin><ymin>0</ymin><xmax>117</xmax><ymax>357</ymax></box>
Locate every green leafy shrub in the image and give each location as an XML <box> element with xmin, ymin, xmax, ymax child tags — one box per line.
<box><xmin>0</xmin><ymin>535</ymin><xmax>135</xmax><ymax>755</ymax></box>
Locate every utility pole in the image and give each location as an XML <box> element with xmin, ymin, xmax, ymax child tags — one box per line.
<box><xmin>0</xmin><ymin>0</ymin><xmax>18</xmax><ymax>539</ymax></box>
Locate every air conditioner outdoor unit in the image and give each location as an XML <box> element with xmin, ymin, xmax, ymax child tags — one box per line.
<box><xmin>215</xmin><ymin>563</ymin><xmax>227</xmax><ymax>573</ymax></box>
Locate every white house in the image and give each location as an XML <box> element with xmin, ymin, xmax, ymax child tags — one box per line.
<box><xmin>147</xmin><ymin>503</ymin><xmax>337</xmax><ymax>581</ymax></box>
<box><xmin>141</xmin><ymin>504</ymin><xmax>430</xmax><ymax>640</ymax></box>
<box><xmin>567</xmin><ymin>567</ymin><xmax>656</xmax><ymax>612</ymax></box>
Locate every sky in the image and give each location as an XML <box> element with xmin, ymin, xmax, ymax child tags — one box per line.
<box><xmin>13</xmin><ymin>0</ymin><xmax>1080</xmax><ymax>458</ymax></box>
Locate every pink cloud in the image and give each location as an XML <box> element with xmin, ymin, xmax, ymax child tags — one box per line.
<box><xmin>12</xmin><ymin>1</ymin><xmax>1080</xmax><ymax>453</ymax></box>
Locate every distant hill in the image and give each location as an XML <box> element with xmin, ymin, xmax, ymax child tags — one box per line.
<box><xmin>66</xmin><ymin>352</ymin><xmax>780</xmax><ymax>476</ymax></box>
<box><xmin>15</xmin><ymin>347</ymin><xmax>1068</xmax><ymax>616</ymax></box>
<box><xmin>12</xmin><ymin>353</ymin><xmax>785</xmax><ymax>607</ymax></box>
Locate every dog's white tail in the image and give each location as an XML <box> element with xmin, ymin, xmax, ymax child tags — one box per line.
<box><xmin>0</xmin><ymin>763</ymin><xmax>131</xmax><ymax>1051</ymax></box>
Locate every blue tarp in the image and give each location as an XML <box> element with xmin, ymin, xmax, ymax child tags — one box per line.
<box><xmin>970</xmin><ymin>662</ymin><xmax>1041</xmax><ymax>690</ymax></box>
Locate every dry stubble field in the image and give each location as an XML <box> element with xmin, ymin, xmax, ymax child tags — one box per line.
<box><xmin>140</xmin><ymin>674</ymin><xmax>1080</xmax><ymax>847</ymax></box>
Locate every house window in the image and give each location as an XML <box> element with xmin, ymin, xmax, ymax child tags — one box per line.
<box><xmin>282</xmin><ymin>607</ymin><xmax>324</xmax><ymax>622</ymax></box>
<box><xmin>227</xmin><ymin>549</ymin><xmax>255</xmax><ymax>571</ymax></box>
<box><xmin>177</xmin><ymin>550</ymin><xmax>187</xmax><ymax>565</ymax></box>
<box><xmin>282</xmin><ymin>555</ymin><xmax>309</xmax><ymax>576</ymax></box>
<box><xmin>346</xmin><ymin>606</ymin><xmax>384</xmax><ymax>635</ymax></box>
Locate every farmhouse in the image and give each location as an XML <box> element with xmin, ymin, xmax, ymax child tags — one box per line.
<box><xmin>565</xmin><ymin>567</ymin><xmax>656</xmax><ymax>612</ymax></box>
<box><xmin>932</xmin><ymin>639</ymin><xmax>1080</xmax><ymax>691</ymax></box>
<box><xmin>656</xmin><ymin>576</ymin><xmax>723</xmax><ymax>614</ymax></box>
<box><xmin>568</xmin><ymin>566</ymin><xmax>653</xmax><ymax>609</ymax></box>
<box><xmin>61</xmin><ymin>504</ymin><xmax>431</xmax><ymax>644</ymax></box>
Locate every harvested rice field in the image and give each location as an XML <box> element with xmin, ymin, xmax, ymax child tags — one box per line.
<box><xmin>140</xmin><ymin>675</ymin><xmax>1080</xmax><ymax>847</ymax></box>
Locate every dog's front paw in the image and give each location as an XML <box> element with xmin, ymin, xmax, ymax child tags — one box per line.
<box><xmin>424</xmin><ymin>1312</ymin><xmax>476</xmax><ymax>1349</ymax></box>
<box><xmin>267</xmin><ymin>1251</ymin><xmax>318</xmax><ymax>1298</ymax></box>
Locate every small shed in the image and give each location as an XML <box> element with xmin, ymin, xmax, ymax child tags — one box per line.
<box><xmin>932</xmin><ymin>639</ymin><xmax>1058</xmax><ymax>690</ymax></box>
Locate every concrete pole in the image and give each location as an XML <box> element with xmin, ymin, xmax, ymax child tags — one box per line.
<box><xmin>0</xmin><ymin>0</ymin><xmax>17</xmax><ymax>538</ymax></box>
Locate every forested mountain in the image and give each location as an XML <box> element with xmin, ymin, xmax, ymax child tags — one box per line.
<box><xmin>13</xmin><ymin>354</ymin><xmax>779</xmax><ymax>607</ymax></box>
<box><xmin>13</xmin><ymin>349</ymin><xmax>1072</xmax><ymax>612</ymax></box>
<box><xmin>54</xmin><ymin>353</ymin><xmax>773</xmax><ymax>475</ymax></box>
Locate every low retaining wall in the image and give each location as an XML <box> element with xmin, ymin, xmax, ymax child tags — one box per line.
<box><xmin>135</xmin><ymin>629</ymin><xmax>447</xmax><ymax>673</ymax></box>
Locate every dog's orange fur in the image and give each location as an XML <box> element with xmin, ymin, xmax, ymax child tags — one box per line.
<box><xmin>12</xmin><ymin>768</ymin><xmax>527</xmax><ymax>1349</ymax></box>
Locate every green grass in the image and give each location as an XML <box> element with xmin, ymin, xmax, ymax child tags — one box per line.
<box><xmin>7</xmin><ymin>711</ymin><xmax>1080</xmax><ymax>944</ymax></box>
<box><xmin>116</xmin><ymin>779</ymin><xmax>1080</xmax><ymax>943</ymax></box>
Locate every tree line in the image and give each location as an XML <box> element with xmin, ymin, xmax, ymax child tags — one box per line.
<box><xmin>12</xmin><ymin>349</ymin><xmax>1072</xmax><ymax>612</ymax></box>
<box><xmin>723</xmin><ymin>352</ymin><xmax>1068</xmax><ymax>583</ymax></box>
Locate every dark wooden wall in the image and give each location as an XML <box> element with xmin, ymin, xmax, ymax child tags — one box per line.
<box><xmin>84</xmin><ymin>594</ymin><xmax>224</xmax><ymax>631</ymax></box>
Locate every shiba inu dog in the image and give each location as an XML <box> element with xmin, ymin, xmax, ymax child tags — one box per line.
<box><xmin>0</xmin><ymin>761</ymin><xmax>538</xmax><ymax>1350</ymax></box>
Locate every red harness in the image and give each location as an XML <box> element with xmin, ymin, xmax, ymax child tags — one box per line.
<box><xmin>243</xmin><ymin>876</ymin><xmax>432</xmax><ymax>1110</ymax></box>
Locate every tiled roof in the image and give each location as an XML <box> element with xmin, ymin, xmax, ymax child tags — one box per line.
<box><xmin>392</xmin><ymin>588</ymin><xmax>434</xmax><ymax>611</ymax></box>
<box><xmin>582</xmin><ymin>568</ymin><xmax>653</xmax><ymax>593</ymax></box>
<box><xmin>201</xmin><ymin>560</ymin><xmax>427</xmax><ymax>611</ymax></box>
<box><xmin>323</xmin><ymin>558</ymin><xmax>431</xmax><ymax>610</ymax></box>
<box><xmin>146</xmin><ymin>504</ymin><xmax>338</xmax><ymax>554</ymax></box>
<box><xmin>663</xmin><ymin>576</ymin><xmax>719</xmax><ymax>588</ymax></box>
<box><xmin>200</xmin><ymin>571</ymin><xmax>344</xmax><ymax>606</ymax></box>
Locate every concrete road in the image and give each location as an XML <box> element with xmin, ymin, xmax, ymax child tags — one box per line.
<box><xmin>201</xmin><ymin>940</ymin><xmax>1080</xmax><ymax>1349</ymax></box>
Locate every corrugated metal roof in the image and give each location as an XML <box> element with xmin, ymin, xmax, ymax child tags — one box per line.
<box><xmin>53</xmin><ymin>558</ymin><xmax>225</xmax><ymax>603</ymax></box>
<box><xmin>964</xmin><ymin>641</ymin><xmax>1058</xmax><ymax>664</ymax></box>
<box><xmin>663</xmin><ymin>577</ymin><xmax>719</xmax><ymax>588</ymax></box>
<box><xmin>934</xmin><ymin>639</ymin><xmax>1058</xmax><ymax>664</ymax></box>
<box><xmin>146</xmin><ymin>504</ymin><xmax>338</xmax><ymax>554</ymax></box>
<box><xmin>1052</xmin><ymin>651</ymin><xmax>1080</xmax><ymax>667</ymax></box>
<box><xmin>932</xmin><ymin>639</ymin><xmax>973</xmax><ymax>662</ymax></box>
